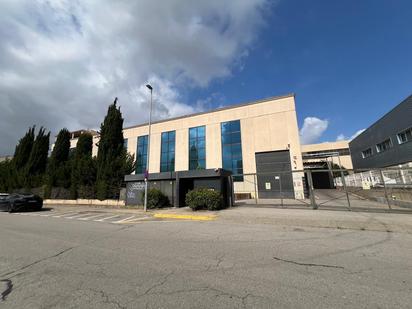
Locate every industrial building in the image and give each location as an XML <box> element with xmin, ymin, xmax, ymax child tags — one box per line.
<box><xmin>349</xmin><ymin>94</ymin><xmax>412</xmax><ymax>170</ymax></box>
<box><xmin>301</xmin><ymin>141</ymin><xmax>353</xmax><ymax>189</ymax></box>
<box><xmin>122</xmin><ymin>94</ymin><xmax>305</xmax><ymax>206</ymax></box>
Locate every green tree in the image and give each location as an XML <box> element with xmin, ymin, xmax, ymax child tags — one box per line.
<box><xmin>12</xmin><ymin>127</ymin><xmax>35</xmax><ymax>171</ymax></box>
<box><xmin>46</xmin><ymin>128</ymin><xmax>71</xmax><ymax>191</ymax></box>
<box><xmin>25</xmin><ymin>127</ymin><xmax>50</xmax><ymax>188</ymax></box>
<box><xmin>8</xmin><ymin>127</ymin><xmax>36</xmax><ymax>188</ymax></box>
<box><xmin>96</xmin><ymin>98</ymin><xmax>134</xmax><ymax>200</ymax></box>
<box><xmin>70</xmin><ymin>133</ymin><xmax>96</xmax><ymax>199</ymax></box>
<box><xmin>0</xmin><ymin>159</ymin><xmax>13</xmax><ymax>192</ymax></box>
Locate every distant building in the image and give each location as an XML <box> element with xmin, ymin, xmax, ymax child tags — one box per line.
<box><xmin>0</xmin><ymin>155</ymin><xmax>13</xmax><ymax>162</ymax></box>
<box><xmin>301</xmin><ymin>141</ymin><xmax>352</xmax><ymax>189</ymax></box>
<box><xmin>68</xmin><ymin>129</ymin><xmax>99</xmax><ymax>157</ymax></box>
<box><xmin>349</xmin><ymin>94</ymin><xmax>412</xmax><ymax>169</ymax></box>
<box><xmin>301</xmin><ymin>141</ymin><xmax>353</xmax><ymax>170</ymax></box>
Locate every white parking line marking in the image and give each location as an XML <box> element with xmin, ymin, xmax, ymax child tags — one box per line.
<box><xmin>113</xmin><ymin>215</ymin><xmax>136</xmax><ymax>223</ymax></box>
<box><xmin>121</xmin><ymin>216</ymin><xmax>151</xmax><ymax>223</ymax></box>
<box><xmin>94</xmin><ymin>215</ymin><xmax>120</xmax><ymax>222</ymax></box>
<box><xmin>39</xmin><ymin>212</ymin><xmax>54</xmax><ymax>217</ymax></box>
<box><xmin>65</xmin><ymin>213</ymin><xmax>93</xmax><ymax>219</ymax></box>
<box><xmin>78</xmin><ymin>213</ymin><xmax>107</xmax><ymax>221</ymax></box>
<box><xmin>52</xmin><ymin>212</ymin><xmax>79</xmax><ymax>218</ymax></box>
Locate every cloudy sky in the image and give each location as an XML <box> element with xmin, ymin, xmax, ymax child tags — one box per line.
<box><xmin>1</xmin><ymin>0</ymin><xmax>412</xmax><ymax>155</ymax></box>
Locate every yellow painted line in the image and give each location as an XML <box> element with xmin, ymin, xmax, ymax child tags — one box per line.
<box><xmin>153</xmin><ymin>213</ymin><xmax>216</xmax><ymax>221</ymax></box>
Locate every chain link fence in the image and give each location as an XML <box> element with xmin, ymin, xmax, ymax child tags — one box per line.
<box><xmin>231</xmin><ymin>168</ymin><xmax>412</xmax><ymax>213</ymax></box>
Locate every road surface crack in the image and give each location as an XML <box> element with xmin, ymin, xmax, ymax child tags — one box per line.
<box><xmin>0</xmin><ymin>279</ymin><xmax>13</xmax><ymax>301</ymax></box>
<box><xmin>273</xmin><ymin>256</ymin><xmax>344</xmax><ymax>269</ymax></box>
<box><xmin>136</xmin><ymin>271</ymin><xmax>175</xmax><ymax>298</ymax></box>
<box><xmin>0</xmin><ymin>246</ymin><xmax>75</xmax><ymax>279</ymax></box>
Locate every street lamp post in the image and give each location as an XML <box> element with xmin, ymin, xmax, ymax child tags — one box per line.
<box><xmin>144</xmin><ymin>84</ymin><xmax>153</xmax><ymax>212</ymax></box>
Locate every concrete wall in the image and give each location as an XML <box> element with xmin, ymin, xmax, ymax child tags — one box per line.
<box><xmin>69</xmin><ymin>135</ymin><xmax>99</xmax><ymax>157</ymax></box>
<box><xmin>349</xmin><ymin>95</ymin><xmax>412</xmax><ymax>169</ymax></box>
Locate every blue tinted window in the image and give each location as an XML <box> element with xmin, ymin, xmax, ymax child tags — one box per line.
<box><xmin>189</xmin><ymin>126</ymin><xmax>206</xmax><ymax>170</ymax></box>
<box><xmin>135</xmin><ymin>135</ymin><xmax>148</xmax><ymax>174</ymax></box>
<box><xmin>124</xmin><ymin>138</ymin><xmax>128</xmax><ymax>150</ymax></box>
<box><xmin>221</xmin><ymin>120</ymin><xmax>243</xmax><ymax>181</ymax></box>
<box><xmin>160</xmin><ymin>131</ymin><xmax>175</xmax><ymax>172</ymax></box>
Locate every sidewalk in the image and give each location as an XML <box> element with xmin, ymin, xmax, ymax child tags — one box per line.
<box><xmin>219</xmin><ymin>206</ymin><xmax>412</xmax><ymax>233</ymax></box>
<box><xmin>45</xmin><ymin>203</ymin><xmax>412</xmax><ymax>233</ymax></box>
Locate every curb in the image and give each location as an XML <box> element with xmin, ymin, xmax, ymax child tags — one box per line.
<box><xmin>153</xmin><ymin>213</ymin><xmax>217</xmax><ymax>221</ymax></box>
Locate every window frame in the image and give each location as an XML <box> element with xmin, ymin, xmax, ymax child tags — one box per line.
<box><xmin>221</xmin><ymin>120</ymin><xmax>243</xmax><ymax>181</ymax></box>
<box><xmin>375</xmin><ymin>138</ymin><xmax>393</xmax><ymax>154</ymax></box>
<box><xmin>188</xmin><ymin>125</ymin><xmax>206</xmax><ymax>170</ymax></box>
<box><xmin>135</xmin><ymin>135</ymin><xmax>148</xmax><ymax>174</ymax></box>
<box><xmin>397</xmin><ymin>127</ymin><xmax>412</xmax><ymax>145</ymax></box>
<box><xmin>160</xmin><ymin>130</ymin><xmax>176</xmax><ymax>172</ymax></box>
<box><xmin>361</xmin><ymin>148</ymin><xmax>373</xmax><ymax>159</ymax></box>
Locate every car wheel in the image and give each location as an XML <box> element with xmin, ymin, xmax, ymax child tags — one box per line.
<box><xmin>8</xmin><ymin>203</ymin><xmax>14</xmax><ymax>213</ymax></box>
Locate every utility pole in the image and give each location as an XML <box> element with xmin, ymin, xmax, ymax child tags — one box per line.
<box><xmin>144</xmin><ymin>84</ymin><xmax>153</xmax><ymax>212</ymax></box>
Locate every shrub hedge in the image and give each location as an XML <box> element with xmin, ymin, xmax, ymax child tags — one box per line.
<box><xmin>185</xmin><ymin>188</ymin><xmax>224</xmax><ymax>211</ymax></box>
<box><xmin>142</xmin><ymin>188</ymin><xmax>170</xmax><ymax>209</ymax></box>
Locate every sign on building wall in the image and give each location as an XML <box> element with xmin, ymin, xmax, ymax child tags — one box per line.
<box><xmin>126</xmin><ymin>181</ymin><xmax>145</xmax><ymax>205</ymax></box>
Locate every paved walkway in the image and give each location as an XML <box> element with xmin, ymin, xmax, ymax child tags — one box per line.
<box><xmin>35</xmin><ymin>203</ymin><xmax>412</xmax><ymax>233</ymax></box>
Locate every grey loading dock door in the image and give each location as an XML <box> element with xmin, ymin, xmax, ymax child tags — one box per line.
<box><xmin>255</xmin><ymin>150</ymin><xmax>294</xmax><ymax>198</ymax></box>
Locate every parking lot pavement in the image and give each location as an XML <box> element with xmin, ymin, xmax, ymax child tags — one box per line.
<box><xmin>4</xmin><ymin>208</ymin><xmax>154</xmax><ymax>225</ymax></box>
<box><xmin>1</xmin><ymin>207</ymin><xmax>412</xmax><ymax>309</ymax></box>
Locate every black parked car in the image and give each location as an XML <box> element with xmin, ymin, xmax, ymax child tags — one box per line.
<box><xmin>0</xmin><ymin>193</ymin><xmax>43</xmax><ymax>212</ymax></box>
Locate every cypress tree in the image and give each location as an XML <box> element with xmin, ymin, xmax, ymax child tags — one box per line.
<box><xmin>51</xmin><ymin>128</ymin><xmax>71</xmax><ymax>164</ymax></box>
<box><xmin>25</xmin><ymin>127</ymin><xmax>50</xmax><ymax>187</ymax></box>
<box><xmin>70</xmin><ymin>133</ymin><xmax>95</xmax><ymax>199</ymax></box>
<box><xmin>96</xmin><ymin>98</ymin><xmax>128</xmax><ymax>200</ymax></box>
<box><xmin>10</xmin><ymin>126</ymin><xmax>36</xmax><ymax>187</ymax></box>
<box><xmin>47</xmin><ymin>128</ymin><xmax>71</xmax><ymax>189</ymax></box>
<box><xmin>12</xmin><ymin>126</ymin><xmax>35</xmax><ymax>171</ymax></box>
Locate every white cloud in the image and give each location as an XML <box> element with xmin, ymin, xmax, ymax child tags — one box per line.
<box><xmin>0</xmin><ymin>0</ymin><xmax>270</xmax><ymax>155</ymax></box>
<box><xmin>336</xmin><ymin>134</ymin><xmax>346</xmax><ymax>141</ymax></box>
<box><xmin>336</xmin><ymin>129</ymin><xmax>366</xmax><ymax>142</ymax></box>
<box><xmin>299</xmin><ymin>117</ymin><xmax>329</xmax><ymax>144</ymax></box>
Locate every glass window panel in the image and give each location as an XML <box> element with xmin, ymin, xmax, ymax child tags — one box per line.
<box><xmin>161</xmin><ymin>155</ymin><xmax>168</xmax><ymax>165</ymax></box>
<box><xmin>197</xmin><ymin>148</ymin><xmax>205</xmax><ymax>159</ymax></box>
<box><xmin>222</xmin><ymin>133</ymin><xmax>231</xmax><ymax>144</ymax></box>
<box><xmin>189</xmin><ymin>128</ymin><xmax>197</xmax><ymax>139</ymax></box>
<box><xmin>198</xmin><ymin>159</ymin><xmax>206</xmax><ymax>169</ymax></box>
<box><xmin>169</xmin><ymin>131</ymin><xmax>175</xmax><ymax>141</ymax></box>
<box><xmin>189</xmin><ymin>139</ymin><xmax>196</xmax><ymax>148</ymax></box>
<box><xmin>232</xmin><ymin>159</ymin><xmax>243</xmax><ymax>170</ymax></box>
<box><xmin>160</xmin><ymin>163</ymin><xmax>168</xmax><ymax>172</ymax></box>
<box><xmin>197</xmin><ymin>139</ymin><xmax>205</xmax><ymax>148</ymax></box>
<box><xmin>221</xmin><ymin>122</ymin><xmax>231</xmax><ymax>134</ymax></box>
<box><xmin>136</xmin><ymin>135</ymin><xmax>148</xmax><ymax>174</ymax></box>
<box><xmin>230</xmin><ymin>120</ymin><xmax>240</xmax><ymax>132</ymax></box>
<box><xmin>168</xmin><ymin>142</ymin><xmax>175</xmax><ymax>152</ymax></box>
<box><xmin>188</xmin><ymin>126</ymin><xmax>206</xmax><ymax>170</ymax></box>
<box><xmin>197</xmin><ymin>126</ymin><xmax>205</xmax><ymax>138</ymax></box>
<box><xmin>220</xmin><ymin>120</ymin><xmax>243</xmax><ymax>181</ymax></box>
<box><xmin>231</xmin><ymin>132</ymin><xmax>241</xmax><ymax>144</ymax></box>
<box><xmin>223</xmin><ymin>157</ymin><xmax>232</xmax><ymax>170</ymax></box>
<box><xmin>222</xmin><ymin>145</ymin><xmax>232</xmax><ymax>159</ymax></box>
<box><xmin>189</xmin><ymin>160</ymin><xmax>196</xmax><ymax>170</ymax></box>
<box><xmin>231</xmin><ymin>144</ymin><xmax>242</xmax><ymax>157</ymax></box>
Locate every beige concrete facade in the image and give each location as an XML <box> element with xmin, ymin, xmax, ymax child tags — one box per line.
<box><xmin>68</xmin><ymin>130</ymin><xmax>99</xmax><ymax>157</ymax></box>
<box><xmin>301</xmin><ymin>141</ymin><xmax>353</xmax><ymax>169</ymax></box>
<box><xmin>123</xmin><ymin>94</ymin><xmax>305</xmax><ymax>199</ymax></box>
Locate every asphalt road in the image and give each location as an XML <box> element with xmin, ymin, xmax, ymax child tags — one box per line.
<box><xmin>1</xmin><ymin>207</ymin><xmax>412</xmax><ymax>308</ymax></box>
